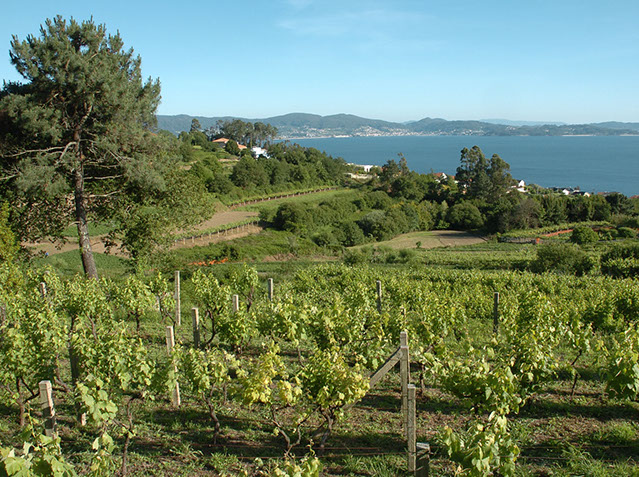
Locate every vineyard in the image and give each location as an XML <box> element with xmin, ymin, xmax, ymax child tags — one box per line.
<box><xmin>1</xmin><ymin>262</ymin><xmax>639</xmax><ymax>476</ymax></box>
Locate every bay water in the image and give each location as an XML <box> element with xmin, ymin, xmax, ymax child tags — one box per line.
<box><xmin>289</xmin><ymin>136</ymin><xmax>639</xmax><ymax>197</ymax></box>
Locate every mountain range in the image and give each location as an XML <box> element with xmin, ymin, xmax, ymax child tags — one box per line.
<box><xmin>156</xmin><ymin>113</ymin><xmax>639</xmax><ymax>138</ymax></box>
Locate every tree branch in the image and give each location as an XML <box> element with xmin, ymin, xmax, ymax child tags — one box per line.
<box><xmin>87</xmin><ymin>190</ymin><xmax>122</xmax><ymax>198</ymax></box>
<box><xmin>3</xmin><ymin>143</ymin><xmax>76</xmax><ymax>158</ymax></box>
<box><xmin>85</xmin><ymin>174</ymin><xmax>124</xmax><ymax>181</ymax></box>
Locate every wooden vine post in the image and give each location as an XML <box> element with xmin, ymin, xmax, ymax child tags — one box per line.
<box><xmin>376</xmin><ymin>280</ymin><xmax>382</xmax><ymax>313</ymax></box>
<box><xmin>267</xmin><ymin>278</ymin><xmax>274</xmax><ymax>302</ymax></box>
<box><xmin>416</xmin><ymin>443</ymin><xmax>431</xmax><ymax>477</ymax></box>
<box><xmin>174</xmin><ymin>271</ymin><xmax>181</xmax><ymax>326</ymax></box>
<box><xmin>39</xmin><ymin>282</ymin><xmax>47</xmax><ymax>299</ymax></box>
<box><xmin>38</xmin><ymin>380</ymin><xmax>56</xmax><ymax>437</ymax></box>
<box><xmin>365</xmin><ymin>331</ymin><xmax>416</xmax><ymax>473</ymax></box>
<box><xmin>400</xmin><ymin>331</ymin><xmax>410</xmax><ymax>415</ymax></box>
<box><xmin>493</xmin><ymin>292</ymin><xmax>500</xmax><ymax>334</ymax></box>
<box><xmin>232</xmin><ymin>294</ymin><xmax>239</xmax><ymax>313</ymax></box>
<box><xmin>407</xmin><ymin>384</ymin><xmax>417</xmax><ymax>472</ymax></box>
<box><xmin>192</xmin><ymin>307</ymin><xmax>200</xmax><ymax>348</ymax></box>
<box><xmin>165</xmin><ymin>326</ymin><xmax>181</xmax><ymax>407</ymax></box>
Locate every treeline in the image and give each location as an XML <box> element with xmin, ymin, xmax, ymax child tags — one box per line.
<box><xmin>264</xmin><ymin>189</ymin><xmax>438</xmax><ymax>249</ymax></box>
<box><xmin>373</xmin><ymin>146</ymin><xmax>639</xmax><ymax>234</ymax></box>
<box><xmin>174</xmin><ymin>132</ymin><xmax>350</xmax><ymax>202</ymax></box>
<box><xmin>262</xmin><ymin>145</ymin><xmax>639</xmax><ymax>253</ymax></box>
<box><xmin>181</xmin><ymin>118</ymin><xmax>278</xmax><ymax>148</ymax></box>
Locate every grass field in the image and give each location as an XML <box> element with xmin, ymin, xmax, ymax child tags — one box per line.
<box><xmin>352</xmin><ymin>230</ymin><xmax>487</xmax><ymax>250</ymax></box>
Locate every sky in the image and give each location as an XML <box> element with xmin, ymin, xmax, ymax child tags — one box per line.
<box><xmin>1</xmin><ymin>0</ymin><xmax>638</xmax><ymax>124</ymax></box>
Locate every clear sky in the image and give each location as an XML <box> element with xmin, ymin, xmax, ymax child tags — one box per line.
<box><xmin>2</xmin><ymin>1</ymin><xmax>638</xmax><ymax>124</ymax></box>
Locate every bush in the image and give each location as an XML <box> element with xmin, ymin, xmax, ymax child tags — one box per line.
<box><xmin>617</xmin><ymin>227</ymin><xmax>637</xmax><ymax>239</ymax></box>
<box><xmin>601</xmin><ymin>243</ymin><xmax>639</xmax><ymax>278</ymax></box>
<box><xmin>570</xmin><ymin>225</ymin><xmax>598</xmax><ymax>245</ymax></box>
<box><xmin>343</xmin><ymin>247</ymin><xmax>372</xmax><ymax>265</ymax></box>
<box><xmin>336</xmin><ymin>221</ymin><xmax>366</xmax><ymax>247</ymax></box>
<box><xmin>311</xmin><ymin>228</ymin><xmax>338</xmax><ymax>247</ymax></box>
<box><xmin>446</xmin><ymin>202</ymin><xmax>484</xmax><ymax>230</ymax></box>
<box><xmin>529</xmin><ymin>243</ymin><xmax>595</xmax><ymax>275</ymax></box>
<box><xmin>273</xmin><ymin>203</ymin><xmax>311</xmax><ymax>233</ymax></box>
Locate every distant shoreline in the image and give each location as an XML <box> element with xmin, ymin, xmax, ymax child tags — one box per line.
<box><xmin>284</xmin><ymin>135</ymin><xmax>639</xmax><ymax>197</ymax></box>
<box><xmin>279</xmin><ymin>133</ymin><xmax>639</xmax><ymax>140</ymax></box>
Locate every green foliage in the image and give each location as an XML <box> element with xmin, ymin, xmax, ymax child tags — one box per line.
<box><xmin>440</xmin><ymin>413</ymin><xmax>519</xmax><ymax>477</ymax></box>
<box><xmin>570</xmin><ymin>225</ymin><xmax>599</xmax><ymax>244</ymax></box>
<box><xmin>529</xmin><ymin>243</ymin><xmax>595</xmax><ymax>275</ymax></box>
<box><xmin>455</xmin><ymin>146</ymin><xmax>514</xmax><ymax>202</ymax></box>
<box><xmin>616</xmin><ymin>226</ymin><xmax>637</xmax><ymax>239</ymax></box>
<box><xmin>225</xmin><ymin>139</ymin><xmax>241</xmax><ymax>156</ymax></box>
<box><xmin>0</xmin><ymin>16</ymin><xmax>165</xmax><ymax>276</ymax></box>
<box><xmin>270</xmin><ymin>452</ymin><xmax>322</xmax><ymax>477</ymax></box>
<box><xmin>299</xmin><ymin>348</ymin><xmax>369</xmax><ymax>413</ymax></box>
<box><xmin>601</xmin><ymin>243</ymin><xmax>639</xmax><ymax>278</ymax></box>
<box><xmin>605</xmin><ymin>325</ymin><xmax>639</xmax><ymax>400</ymax></box>
<box><xmin>0</xmin><ymin>423</ymin><xmax>77</xmax><ymax>476</ymax></box>
<box><xmin>0</xmin><ymin>204</ymin><xmax>19</xmax><ymax>262</ymax></box>
<box><xmin>446</xmin><ymin>202</ymin><xmax>484</xmax><ymax>230</ymax></box>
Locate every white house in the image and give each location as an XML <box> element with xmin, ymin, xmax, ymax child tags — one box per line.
<box><xmin>347</xmin><ymin>163</ymin><xmax>374</xmax><ymax>173</ymax></box>
<box><xmin>251</xmin><ymin>146</ymin><xmax>269</xmax><ymax>158</ymax></box>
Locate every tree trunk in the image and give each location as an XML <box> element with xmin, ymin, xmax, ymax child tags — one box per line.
<box><xmin>73</xmin><ymin>165</ymin><xmax>98</xmax><ymax>279</ymax></box>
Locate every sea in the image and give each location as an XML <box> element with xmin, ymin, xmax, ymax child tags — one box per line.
<box><xmin>287</xmin><ymin>136</ymin><xmax>639</xmax><ymax>197</ymax></box>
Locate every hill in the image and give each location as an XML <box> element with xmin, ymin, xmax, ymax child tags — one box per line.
<box><xmin>156</xmin><ymin>113</ymin><xmax>638</xmax><ymax>138</ymax></box>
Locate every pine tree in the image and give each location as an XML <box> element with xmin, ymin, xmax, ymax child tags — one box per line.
<box><xmin>0</xmin><ymin>16</ymin><xmax>162</xmax><ymax>277</ymax></box>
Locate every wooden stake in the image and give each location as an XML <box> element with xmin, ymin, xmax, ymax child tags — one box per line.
<box><xmin>400</xmin><ymin>331</ymin><xmax>410</xmax><ymax>415</ymax></box>
<box><xmin>493</xmin><ymin>292</ymin><xmax>500</xmax><ymax>334</ymax></box>
<box><xmin>232</xmin><ymin>294</ymin><xmax>239</xmax><ymax>313</ymax></box>
<box><xmin>376</xmin><ymin>280</ymin><xmax>382</xmax><ymax>313</ymax></box>
<box><xmin>267</xmin><ymin>278</ymin><xmax>274</xmax><ymax>301</ymax></box>
<box><xmin>192</xmin><ymin>308</ymin><xmax>200</xmax><ymax>348</ymax></box>
<box><xmin>174</xmin><ymin>271</ymin><xmax>181</xmax><ymax>326</ymax></box>
<box><xmin>165</xmin><ymin>326</ymin><xmax>181</xmax><ymax>407</ymax></box>
<box><xmin>38</xmin><ymin>380</ymin><xmax>56</xmax><ymax>437</ymax></box>
<box><xmin>39</xmin><ymin>282</ymin><xmax>47</xmax><ymax>299</ymax></box>
<box><xmin>407</xmin><ymin>384</ymin><xmax>416</xmax><ymax>473</ymax></box>
<box><xmin>416</xmin><ymin>443</ymin><xmax>430</xmax><ymax>477</ymax></box>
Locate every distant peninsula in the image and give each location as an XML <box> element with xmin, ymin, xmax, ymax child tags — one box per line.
<box><xmin>156</xmin><ymin>113</ymin><xmax>639</xmax><ymax>139</ymax></box>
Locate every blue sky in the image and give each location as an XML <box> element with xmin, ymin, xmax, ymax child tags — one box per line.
<box><xmin>1</xmin><ymin>1</ymin><xmax>638</xmax><ymax>123</ymax></box>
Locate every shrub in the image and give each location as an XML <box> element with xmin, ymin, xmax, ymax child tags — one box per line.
<box><xmin>336</xmin><ymin>221</ymin><xmax>366</xmax><ymax>247</ymax></box>
<box><xmin>273</xmin><ymin>203</ymin><xmax>311</xmax><ymax>233</ymax></box>
<box><xmin>601</xmin><ymin>243</ymin><xmax>639</xmax><ymax>278</ymax></box>
<box><xmin>343</xmin><ymin>247</ymin><xmax>372</xmax><ymax>265</ymax></box>
<box><xmin>0</xmin><ymin>204</ymin><xmax>18</xmax><ymax>262</ymax></box>
<box><xmin>529</xmin><ymin>243</ymin><xmax>595</xmax><ymax>275</ymax></box>
<box><xmin>617</xmin><ymin>227</ymin><xmax>637</xmax><ymax>239</ymax></box>
<box><xmin>570</xmin><ymin>225</ymin><xmax>598</xmax><ymax>245</ymax></box>
<box><xmin>446</xmin><ymin>202</ymin><xmax>484</xmax><ymax>230</ymax></box>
